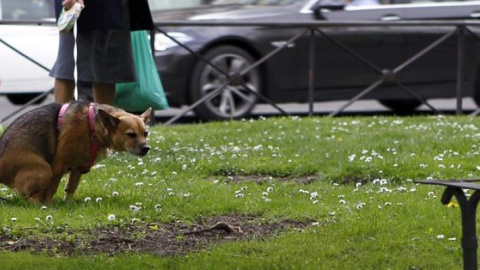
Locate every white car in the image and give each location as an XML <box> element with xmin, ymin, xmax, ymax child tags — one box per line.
<box><xmin>0</xmin><ymin>0</ymin><xmax>58</xmax><ymax>105</ymax></box>
<box><xmin>0</xmin><ymin>0</ymin><xmax>205</xmax><ymax>105</ymax></box>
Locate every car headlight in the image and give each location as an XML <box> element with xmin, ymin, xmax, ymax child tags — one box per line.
<box><xmin>154</xmin><ymin>32</ymin><xmax>194</xmax><ymax>51</ymax></box>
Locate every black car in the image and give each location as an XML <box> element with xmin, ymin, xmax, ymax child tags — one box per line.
<box><xmin>150</xmin><ymin>0</ymin><xmax>480</xmax><ymax>120</ymax></box>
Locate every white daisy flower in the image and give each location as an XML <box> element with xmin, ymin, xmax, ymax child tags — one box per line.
<box><xmin>129</xmin><ymin>205</ymin><xmax>141</xmax><ymax>212</ymax></box>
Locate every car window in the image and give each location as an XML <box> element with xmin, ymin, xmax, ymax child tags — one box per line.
<box><xmin>311</xmin><ymin>0</ymin><xmax>480</xmax><ymax>21</ymax></box>
<box><xmin>389</xmin><ymin>0</ymin><xmax>480</xmax><ymax>4</ymax></box>
<box><xmin>211</xmin><ymin>0</ymin><xmax>299</xmax><ymax>4</ymax></box>
<box><xmin>0</xmin><ymin>0</ymin><xmax>54</xmax><ymax>21</ymax></box>
<box><xmin>349</xmin><ymin>0</ymin><xmax>480</xmax><ymax>5</ymax></box>
<box><xmin>147</xmin><ymin>0</ymin><xmax>209</xmax><ymax>11</ymax></box>
<box><xmin>147</xmin><ymin>0</ymin><xmax>302</xmax><ymax>11</ymax></box>
<box><xmin>315</xmin><ymin>0</ymin><xmax>480</xmax><ymax>6</ymax></box>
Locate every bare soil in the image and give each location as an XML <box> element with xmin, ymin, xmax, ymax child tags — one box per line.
<box><xmin>0</xmin><ymin>215</ymin><xmax>312</xmax><ymax>257</ymax></box>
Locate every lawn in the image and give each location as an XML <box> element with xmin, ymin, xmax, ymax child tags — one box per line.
<box><xmin>1</xmin><ymin>115</ymin><xmax>479</xmax><ymax>269</ymax></box>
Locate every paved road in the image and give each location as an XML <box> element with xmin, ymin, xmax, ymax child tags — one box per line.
<box><xmin>0</xmin><ymin>94</ymin><xmax>478</xmax><ymax>127</ymax></box>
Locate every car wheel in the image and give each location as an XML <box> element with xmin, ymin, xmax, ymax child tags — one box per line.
<box><xmin>379</xmin><ymin>99</ymin><xmax>422</xmax><ymax>114</ymax></box>
<box><xmin>190</xmin><ymin>45</ymin><xmax>260</xmax><ymax>121</ymax></box>
<box><xmin>6</xmin><ymin>93</ymin><xmax>47</xmax><ymax>105</ymax></box>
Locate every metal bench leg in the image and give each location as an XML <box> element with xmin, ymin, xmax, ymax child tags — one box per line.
<box><xmin>440</xmin><ymin>187</ymin><xmax>480</xmax><ymax>270</ymax></box>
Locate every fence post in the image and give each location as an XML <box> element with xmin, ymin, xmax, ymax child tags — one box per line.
<box><xmin>308</xmin><ymin>28</ymin><xmax>316</xmax><ymax>116</ymax></box>
<box><xmin>456</xmin><ymin>26</ymin><xmax>465</xmax><ymax>115</ymax></box>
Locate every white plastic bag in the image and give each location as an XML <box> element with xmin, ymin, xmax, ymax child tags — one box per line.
<box><xmin>57</xmin><ymin>3</ymin><xmax>84</xmax><ymax>33</ymax></box>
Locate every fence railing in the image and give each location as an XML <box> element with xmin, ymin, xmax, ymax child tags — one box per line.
<box><xmin>1</xmin><ymin>19</ymin><xmax>480</xmax><ymax>125</ymax></box>
<box><xmin>154</xmin><ymin>19</ymin><xmax>480</xmax><ymax>125</ymax></box>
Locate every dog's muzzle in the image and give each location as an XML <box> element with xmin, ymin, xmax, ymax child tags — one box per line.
<box><xmin>139</xmin><ymin>144</ymin><xmax>151</xmax><ymax>156</ymax></box>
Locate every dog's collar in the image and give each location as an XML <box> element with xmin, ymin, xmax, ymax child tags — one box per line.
<box><xmin>58</xmin><ymin>103</ymin><xmax>100</xmax><ymax>174</ymax></box>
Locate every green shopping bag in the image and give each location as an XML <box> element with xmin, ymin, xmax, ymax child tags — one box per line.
<box><xmin>115</xmin><ymin>30</ymin><xmax>169</xmax><ymax>112</ymax></box>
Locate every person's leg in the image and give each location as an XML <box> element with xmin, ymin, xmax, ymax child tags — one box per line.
<box><xmin>93</xmin><ymin>82</ymin><xmax>115</xmax><ymax>105</ymax></box>
<box><xmin>54</xmin><ymin>78</ymin><xmax>75</xmax><ymax>103</ymax></box>
<box><xmin>50</xmin><ymin>32</ymin><xmax>76</xmax><ymax>103</ymax></box>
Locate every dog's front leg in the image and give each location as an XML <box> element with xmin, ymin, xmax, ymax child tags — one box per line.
<box><xmin>42</xmin><ymin>174</ymin><xmax>64</xmax><ymax>205</ymax></box>
<box><xmin>64</xmin><ymin>170</ymin><xmax>82</xmax><ymax>200</ymax></box>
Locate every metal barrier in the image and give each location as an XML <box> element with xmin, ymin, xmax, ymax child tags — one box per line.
<box><xmin>1</xmin><ymin>20</ymin><xmax>480</xmax><ymax>125</ymax></box>
<box><xmin>155</xmin><ymin>20</ymin><xmax>480</xmax><ymax>125</ymax></box>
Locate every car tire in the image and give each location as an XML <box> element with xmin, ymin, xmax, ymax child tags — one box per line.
<box><xmin>190</xmin><ymin>45</ymin><xmax>261</xmax><ymax>121</ymax></box>
<box><xmin>6</xmin><ymin>93</ymin><xmax>47</xmax><ymax>105</ymax></box>
<box><xmin>379</xmin><ymin>99</ymin><xmax>422</xmax><ymax>114</ymax></box>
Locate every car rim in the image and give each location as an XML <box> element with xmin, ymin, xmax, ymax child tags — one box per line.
<box><xmin>198</xmin><ymin>52</ymin><xmax>259</xmax><ymax>118</ymax></box>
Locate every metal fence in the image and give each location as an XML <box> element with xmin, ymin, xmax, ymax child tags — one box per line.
<box><xmin>154</xmin><ymin>19</ymin><xmax>480</xmax><ymax>125</ymax></box>
<box><xmin>1</xmin><ymin>19</ymin><xmax>480</xmax><ymax>125</ymax></box>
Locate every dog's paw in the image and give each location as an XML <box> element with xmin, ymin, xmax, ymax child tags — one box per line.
<box><xmin>64</xmin><ymin>194</ymin><xmax>75</xmax><ymax>201</ymax></box>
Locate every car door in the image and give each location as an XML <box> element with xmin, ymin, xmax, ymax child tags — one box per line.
<box><xmin>265</xmin><ymin>1</ymin><xmax>412</xmax><ymax>102</ymax></box>
<box><xmin>305</xmin><ymin>0</ymin><xmax>480</xmax><ymax>101</ymax></box>
<box><xmin>396</xmin><ymin>1</ymin><xmax>480</xmax><ymax>99</ymax></box>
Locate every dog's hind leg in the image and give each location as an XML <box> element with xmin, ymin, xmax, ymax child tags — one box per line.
<box><xmin>64</xmin><ymin>170</ymin><xmax>82</xmax><ymax>200</ymax></box>
<box><xmin>11</xmin><ymin>160</ymin><xmax>54</xmax><ymax>205</ymax></box>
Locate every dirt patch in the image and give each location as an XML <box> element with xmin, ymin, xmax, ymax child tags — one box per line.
<box><xmin>213</xmin><ymin>174</ymin><xmax>319</xmax><ymax>185</ymax></box>
<box><xmin>0</xmin><ymin>215</ymin><xmax>313</xmax><ymax>257</ymax></box>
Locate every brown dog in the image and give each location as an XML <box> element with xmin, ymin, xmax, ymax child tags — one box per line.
<box><xmin>0</xmin><ymin>101</ymin><xmax>151</xmax><ymax>204</ymax></box>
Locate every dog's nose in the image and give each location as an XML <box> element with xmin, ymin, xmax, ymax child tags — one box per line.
<box><xmin>140</xmin><ymin>145</ymin><xmax>151</xmax><ymax>156</ymax></box>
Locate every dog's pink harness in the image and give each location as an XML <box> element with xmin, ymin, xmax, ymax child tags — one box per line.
<box><xmin>57</xmin><ymin>103</ymin><xmax>101</xmax><ymax>174</ymax></box>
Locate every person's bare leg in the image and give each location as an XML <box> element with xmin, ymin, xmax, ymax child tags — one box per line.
<box><xmin>93</xmin><ymin>82</ymin><xmax>115</xmax><ymax>105</ymax></box>
<box><xmin>54</xmin><ymin>79</ymin><xmax>75</xmax><ymax>103</ymax></box>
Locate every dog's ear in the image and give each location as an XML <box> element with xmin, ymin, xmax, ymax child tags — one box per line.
<box><xmin>139</xmin><ymin>107</ymin><xmax>152</xmax><ymax>123</ymax></box>
<box><xmin>97</xmin><ymin>109</ymin><xmax>120</xmax><ymax>132</ymax></box>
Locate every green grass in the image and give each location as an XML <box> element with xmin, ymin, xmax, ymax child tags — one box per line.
<box><xmin>2</xmin><ymin>115</ymin><xmax>480</xmax><ymax>269</ymax></box>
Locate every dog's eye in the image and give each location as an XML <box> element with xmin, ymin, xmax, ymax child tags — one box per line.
<box><xmin>144</xmin><ymin>131</ymin><xmax>149</xmax><ymax>137</ymax></box>
<box><xmin>126</xmin><ymin>132</ymin><xmax>137</xmax><ymax>138</ymax></box>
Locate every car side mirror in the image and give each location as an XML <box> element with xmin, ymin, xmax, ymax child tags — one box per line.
<box><xmin>311</xmin><ymin>0</ymin><xmax>346</xmax><ymax>19</ymax></box>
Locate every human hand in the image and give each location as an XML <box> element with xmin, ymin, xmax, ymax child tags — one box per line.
<box><xmin>62</xmin><ymin>0</ymin><xmax>84</xmax><ymax>10</ymax></box>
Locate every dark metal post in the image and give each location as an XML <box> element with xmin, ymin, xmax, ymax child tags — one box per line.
<box><xmin>456</xmin><ymin>26</ymin><xmax>465</xmax><ymax>115</ymax></box>
<box><xmin>415</xmin><ymin>180</ymin><xmax>480</xmax><ymax>270</ymax></box>
<box><xmin>308</xmin><ymin>28</ymin><xmax>316</xmax><ymax>116</ymax></box>
<box><xmin>440</xmin><ymin>187</ymin><xmax>480</xmax><ymax>270</ymax></box>
<box><xmin>460</xmin><ymin>191</ymin><xmax>480</xmax><ymax>270</ymax></box>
